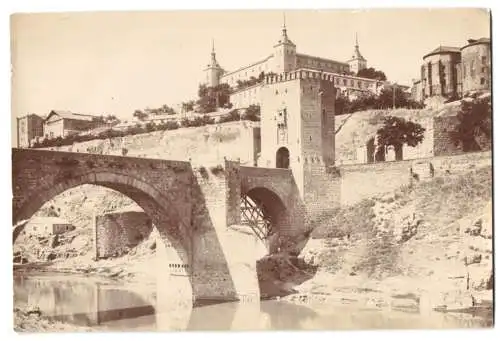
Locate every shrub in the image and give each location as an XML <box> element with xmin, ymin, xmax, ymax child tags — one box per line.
<box><xmin>198</xmin><ymin>166</ymin><xmax>209</xmax><ymax>179</ymax></box>
<box><xmin>242</xmin><ymin>104</ymin><xmax>261</xmax><ymax>121</ymax></box>
<box><xmin>145</xmin><ymin>122</ymin><xmax>157</xmax><ymax>133</ymax></box>
<box><xmin>219</xmin><ymin>109</ymin><xmax>240</xmax><ymax>123</ymax></box>
<box><xmin>181</xmin><ymin>117</ymin><xmax>191</xmax><ymax>128</ymax></box>
<box><xmin>210</xmin><ymin>164</ymin><xmax>224</xmax><ymax>176</ymax></box>
<box><xmin>201</xmin><ymin>115</ymin><xmax>215</xmax><ymax>125</ymax></box>
<box><xmin>189</xmin><ymin>116</ymin><xmax>205</xmax><ymax>127</ymax></box>
<box><xmin>165</xmin><ymin>120</ymin><xmax>180</xmax><ymax>130</ymax></box>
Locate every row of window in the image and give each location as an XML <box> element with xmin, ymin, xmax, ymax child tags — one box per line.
<box><xmin>31</xmin><ymin>225</ymin><xmax>72</xmax><ymax>232</ymax></box>
<box><xmin>235</xmin><ymin>89</ymin><xmax>260</xmax><ymax>98</ymax></box>
<box><xmin>224</xmin><ymin>56</ymin><xmax>350</xmax><ymax>84</ymax></box>
<box><xmin>297</xmin><ymin>58</ymin><xmax>346</xmax><ymax>72</ymax></box>
<box><xmin>225</xmin><ymin>64</ymin><xmax>268</xmax><ymax>83</ymax></box>
<box><xmin>421</xmin><ymin>58</ymin><xmax>489</xmax><ymax>79</ymax></box>
<box><xmin>168</xmin><ymin>263</ymin><xmax>189</xmax><ymax>269</ymax></box>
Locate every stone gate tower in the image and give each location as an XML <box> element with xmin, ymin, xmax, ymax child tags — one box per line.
<box><xmin>258</xmin><ymin>70</ymin><xmax>341</xmax><ymax>216</ymax></box>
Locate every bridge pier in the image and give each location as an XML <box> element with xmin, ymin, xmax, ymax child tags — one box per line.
<box><xmin>189</xmin><ymin>160</ymin><xmax>261</xmax><ymax>302</ymax></box>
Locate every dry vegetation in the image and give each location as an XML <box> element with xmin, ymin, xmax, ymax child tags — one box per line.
<box><xmin>14</xmin><ymin>307</ymin><xmax>92</xmax><ymax>333</ymax></box>
<box><xmin>308</xmin><ymin>166</ymin><xmax>492</xmax><ymax>279</ymax></box>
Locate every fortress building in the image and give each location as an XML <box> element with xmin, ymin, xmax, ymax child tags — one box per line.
<box><xmin>203</xmin><ymin>19</ymin><xmax>385</xmax><ymax>109</ymax></box>
<box><xmin>412</xmin><ymin>37</ymin><xmax>491</xmax><ymax>104</ymax></box>
<box><xmin>16</xmin><ymin>114</ymin><xmax>44</xmax><ymax>148</ymax></box>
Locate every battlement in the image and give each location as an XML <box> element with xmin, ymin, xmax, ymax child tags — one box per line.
<box><xmin>265</xmin><ymin>69</ymin><xmax>337</xmax><ymax>85</ymax></box>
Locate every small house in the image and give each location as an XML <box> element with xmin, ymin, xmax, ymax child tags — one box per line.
<box><xmin>24</xmin><ymin>217</ymin><xmax>74</xmax><ymax>237</ymax></box>
<box><xmin>43</xmin><ymin>110</ymin><xmax>101</xmax><ymax>139</ymax></box>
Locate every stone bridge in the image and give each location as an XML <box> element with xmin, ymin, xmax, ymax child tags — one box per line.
<box><xmin>12</xmin><ymin>148</ymin><xmax>309</xmax><ymax>302</ymax></box>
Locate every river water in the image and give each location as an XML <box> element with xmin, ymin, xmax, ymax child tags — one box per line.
<box><xmin>14</xmin><ymin>272</ymin><xmax>492</xmax><ymax>331</ymax></box>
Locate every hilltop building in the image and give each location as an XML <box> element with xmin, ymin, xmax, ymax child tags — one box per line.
<box><xmin>24</xmin><ymin>217</ymin><xmax>74</xmax><ymax>237</ymax></box>
<box><xmin>204</xmin><ymin>19</ymin><xmax>386</xmax><ymax>109</ymax></box>
<box><xmin>16</xmin><ymin>110</ymin><xmax>107</xmax><ymax>148</ymax></box>
<box><xmin>16</xmin><ymin>114</ymin><xmax>44</xmax><ymax>148</ymax></box>
<box><xmin>411</xmin><ymin>38</ymin><xmax>491</xmax><ymax>105</ymax></box>
<box><xmin>43</xmin><ymin>110</ymin><xmax>101</xmax><ymax>139</ymax></box>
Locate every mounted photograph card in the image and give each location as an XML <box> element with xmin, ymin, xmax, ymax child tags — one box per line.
<box><xmin>10</xmin><ymin>8</ymin><xmax>493</xmax><ymax>332</ymax></box>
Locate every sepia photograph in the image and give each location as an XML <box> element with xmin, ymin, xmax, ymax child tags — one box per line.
<box><xmin>10</xmin><ymin>7</ymin><xmax>493</xmax><ymax>332</ymax></box>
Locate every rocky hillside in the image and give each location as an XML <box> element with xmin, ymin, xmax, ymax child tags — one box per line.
<box><xmin>14</xmin><ymin>185</ymin><xmax>138</xmax><ymax>263</ymax></box>
<box><xmin>302</xmin><ymin>165</ymin><xmax>492</xmax><ymax>309</ymax></box>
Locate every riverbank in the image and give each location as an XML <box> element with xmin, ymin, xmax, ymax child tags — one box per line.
<box><xmin>14</xmin><ymin>307</ymin><xmax>93</xmax><ymax>332</ymax></box>
<box><xmin>14</xmin><ymin>226</ymin><xmax>160</xmax><ymax>286</ymax></box>
<box><xmin>14</xmin><ymin>251</ymin><xmax>157</xmax><ymax>286</ymax></box>
<box><xmin>281</xmin><ymin>270</ymin><xmax>493</xmax><ymax>320</ymax></box>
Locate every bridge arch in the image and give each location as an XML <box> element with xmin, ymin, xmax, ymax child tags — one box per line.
<box><xmin>13</xmin><ymin>170</ymin><xmax>192</xmax><ymax>274</ymax></box>
<box><xmin>240</xmin><ymin>185</ymin><xmax>293</xmax><ymax>253</ymax></box>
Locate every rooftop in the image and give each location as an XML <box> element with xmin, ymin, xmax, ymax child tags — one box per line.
<box><xmin>30</xmin><ymin>216</ymin><xmax>71</xmax><ymax>225</ymax></box>
<box><xmin>221</xmin><ymin>55</ymin><xmax>273</xmax><ymax>78</ymax></box>
<box><xmin>461</xmin><ymin>37</ymin><xmax>491</xmax><ymax>50</ymax></box>
<box><xmin>423</xmin><ymin>45</ymin><xmax>461</xmax><ymax>59</ymax></box>
<box><xmin>296</xmin><ymin>53</ymin><xmax>349</xmax><ymax>67</ymax></box>
<box><xmin>106</xmin><ymin>204</ymin><xmax>144</xmax><ymax>214</ymax></box>
<box><xmin>46</xmin><ymin>110</ymin><xmax>98</xmax><ymax>122</ymax></box>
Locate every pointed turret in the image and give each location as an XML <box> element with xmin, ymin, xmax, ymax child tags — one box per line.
<box><xmin>204</xmin><ymin>39</ymin><xmax>224</xmax><ymax>87</ymax></box>
<box><xmin>275</xmin><ymin>12</ymin><xmax>295</xmax><ymax>47</ymax></box>
<box><xmin>208</xmin><ymin>39</ymin><xmax>220</xmax><ymax>67</ymax></box>
<box><xmin>347</xmin><ymin>33</ymin><xmax>367</xmax><ymax>74</ymax></box>
<box><xmin>351</xmin><ymin>33</ymin><xmax>366</xmax><ymax>61</ymax></box>
<box><xmin>272</xmin><ymin>12</ymin><xmax>297</xmax><ymax>73</ymax></box>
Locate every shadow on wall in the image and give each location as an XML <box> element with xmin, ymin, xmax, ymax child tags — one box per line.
<box><xmin>95</xmin><ymin>211</ymin><xmax>154</xmax><ymax>259</ymax></box>
<box><xmin>189</xmin><ymin>169</ymin><xmax>240</xmax><ymax>302</ymax></box>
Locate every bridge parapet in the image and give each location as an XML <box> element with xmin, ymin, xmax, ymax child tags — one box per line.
<box><xmin>12</xmin><ymin>148</ymin><xmax>193</xmax><ymax>225</ymax></box>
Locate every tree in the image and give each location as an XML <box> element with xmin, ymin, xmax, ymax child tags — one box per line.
<box><xmin>196</xmin><ymin>83</ymin><xmax>232</xmax><ymax>113</ymax></box>
<box><xmin>449</xmin><ymin>94</ymin><xmax>492</xmax><ymax>152</ymax></box>
<box><xmin>376</xmin><ymin>116</ymin><xmax>426</xmax><ymax>161</ymax></box>
<box><xmin>160</xmin><ymin>104</ymin><xmax>177</xmax><ymax>115</ymax></box>
<box><xmin>145</xmin><ymin>122</ymin><xmax>157</xmax><ymax>132</ymax></box>
<box><xmin>335</xmin><ymin>93</ymin><xmax>350</xmax><ymax>116</ymax></box>
<box><xmin>105</xmin><ymin>114</ymin><xmax>119</xmax><ymax>123</ymax></box>
<box><xmin>198</xmin><ymin>83</ymin><xmax>209</xmax><ymax>98</ymax></box>
<box><xmin>181</xmin><ymin>100</ymin><xmax>195</xmax><ymax>113</ymax></box>
<box><xmin>92</xmin><ymin>115</ymin><xmax>106</xmax><ymax>125</ymax></box>
<box><xmin>378</xmin><ymin>86</ymin><xmax>406</xmax><ymax>109</ymax></box>
<box><xmin>133</xmin><ymin>110</ymin><xmax>148</xmax><ymax>121</ymax></box>
<box><xmin>219</xmin><ymin>109</ymin><xmax>240</xmax><ymax>123</ymax></box>
<box><xmin>242</xmin><ymin>105</ymin><xmax>261</xmax><ymax>121</ymax></box>
<box><xmin>356</xmin><ymin>67</ymin><xmax>387</xmax><ymax>81</ymax></box>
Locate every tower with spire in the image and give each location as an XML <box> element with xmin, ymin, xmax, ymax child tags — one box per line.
<box><xmin>347</xmin><ymin>33</ymin><xmax>367</xmax><ymax>75</ymax></box>
<box><xmin>204</xmin><ymin>39</ymin><xmax>225</xmax><ymax>87</ymax></box>
<box><xmin>272</xmin><ymin>12</ymin><xmax>297</xmax><ymax>73</ymax></box>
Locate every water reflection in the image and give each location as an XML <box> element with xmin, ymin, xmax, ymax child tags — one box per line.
<box><xmin>14</xmin><ymin>274</ymin><xmax>157</xmax><ymax>329</ymax></box>
<box><xmin>13</xmin><ymin>273</ymin><xmax>492</xmax><ymax>331</ymax></box>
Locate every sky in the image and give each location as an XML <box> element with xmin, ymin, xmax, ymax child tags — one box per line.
<box><xmin>11</xmin><ymin>9</ymin><xmax>490</xmax><ymax>122</ymax></box>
